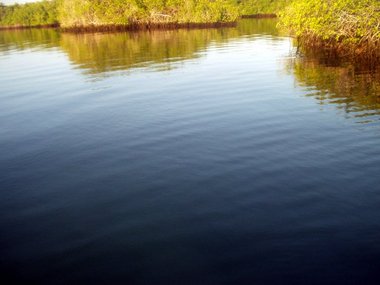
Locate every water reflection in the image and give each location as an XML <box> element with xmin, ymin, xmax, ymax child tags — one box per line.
<box><xmin>2</xmin><ymin>19</ymin><xmax>380</xmax><ymax>285</ymax></box>
<box><xmin>0</xmin><ymin>19</ymin><xmax>280</xmax><ymax>74</ymax></box>
<box><xmin>1</xmin><ymin>19</ymin><xmax>379</xmax><ymax>124</ymax></box>
<box><xmin>60</xmin><ymin>29</ymin><xmax>226</xmax><ymax>74</ymax></box>
<box><xmin>286</xmin><ymin>54</ymin><xmax>380</xmax><ymax>124</ymax></box>
<box><xmin>63</xmin><ymin>19</ymin><xmax>281</xmax><ymax>74</ymax></box>
<box><xmin>0</xmin><ymin>28</ymin><xmax>60</xmax><ymax>51</ymax></box>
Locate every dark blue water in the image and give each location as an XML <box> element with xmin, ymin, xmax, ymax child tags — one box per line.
<box><xmin>1</xmin><ymin>20</ymin><xmax>380</xmax><ymax>284</ymax></box>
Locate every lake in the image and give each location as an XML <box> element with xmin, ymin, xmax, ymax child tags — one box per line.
<box><xmin>1</xmin><ymin>19</ymin><xmax>380</xmax><ymax>284</ymax></box>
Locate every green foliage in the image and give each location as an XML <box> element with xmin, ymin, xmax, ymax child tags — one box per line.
<box><xmin>279</xmin><ymin>0</ymin><xmax>380</xmax><ymax>48</ymax></box>
<box><xmin>0</xmin><ymin>0</ymin><xmax>292</xmax><ymax>28</ymax></box>
<box><xmin>58</xmin><ymin>0</ymin><xmax>239</xmax><ymax>28</ymax></box>
<box><xmin>0</xmin><ymin>3</ymin><xmax>6</xmax><ymax>21</ymax></box>
<box><xmin>237</xmin><ymin>0</ymin><xmax>291</xmax><ymax>15</ymax></box>
<box><xmin>0</xmin><ymin>0</ymin><xmax>58</xmax><ymax>27</ymax></box>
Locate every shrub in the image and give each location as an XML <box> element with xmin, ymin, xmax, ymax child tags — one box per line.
<box><xmin>279</xmin><ymin>0</ymin><xmax>380</xmax><ymax>56</ymax></box>
<box><xmin>238</xmin><ymin>0</ymin><xmax>291</xmax><ymax>15</ymax></box>
<box><xmin>57</xmin><ymin>0</ymin><xmax>239</xmax><ymax>28</ymax></box>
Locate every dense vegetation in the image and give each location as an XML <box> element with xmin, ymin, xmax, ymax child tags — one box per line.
<box><xmin>58</xmin><ymin>0</ymin><xmax>241</xmax><ymax>28</ymax></box>
<box><xmin>0</xmin><ymin>0</ymin><xmax>288</xmax><ymax>29</ymax></box>
<box><xmin>279</xmin><ymin>0</ymin><xmax>380</xmax><ymax>59</ymax></box>
<box><xmin>0</xmin><ymin>0</ymin><xmax>57</xmax><ymax>28</ymax></box>
<box><xmin>0</xmin><ymin>0</ymin><xmax>379</xmax><ymax>60</ymax></box>
<box><xmin>238</xmin><ymin>0</ymin><xmax>290</xmax><ymax>16</ymax></box>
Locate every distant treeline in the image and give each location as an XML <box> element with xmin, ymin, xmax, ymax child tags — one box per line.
<box><xmin>0</xmin><ymin>0</ymin><xmax>379</xmax><ymax>60</ymax></box>
<box><xmin>0</xmin><ymin>0</ymin><xmax>58</xmax><ymax>28</ymax></box>
<box><xmin>0</xmin><ymin>0</ymin><xmax>289</xmax><ymax>29</ymax></box>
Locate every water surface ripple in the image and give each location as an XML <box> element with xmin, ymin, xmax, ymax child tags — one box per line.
<box><xmin>1</xmin><ymin>19</ymin><xmax>380</xmax><ymax>285</ymax></box>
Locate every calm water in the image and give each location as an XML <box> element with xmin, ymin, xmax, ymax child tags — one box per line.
<box><xmin>1</xmin><ymin>19</ymin><xmax>380</xmax><ymax>284</ymax></box>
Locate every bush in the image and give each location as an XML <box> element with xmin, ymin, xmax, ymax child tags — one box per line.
<box><xmin>0</xmin><ymin>0</ymin><xmax>291</xmax><ymax>28</ymax></box>
<box><xmin>279</xmin><ymin>0</ymin><xmax>380</xmax><ymax>53</ymax></box>
<box><xmin>238</xmin><ymin>0</ymin><xmax>291</xmax><ymax>15</ymax></box>
<box><xmin>58</xmin><ymin>0</ymin><xmax>239</xmax><ymax>28</ymax></box>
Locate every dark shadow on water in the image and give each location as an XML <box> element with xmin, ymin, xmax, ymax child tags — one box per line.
<box><xmin>285</xmin><ymin>49</ymin><xmax>380</xmax><ymax>125</ymax></box>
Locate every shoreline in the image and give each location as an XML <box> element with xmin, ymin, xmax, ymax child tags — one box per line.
<box><xmin>0</xmin><ymin>23</ymin><xmax>59</xmax><ymax>30</ymax></box>
<box><xmin>295</xmin><ymin>37</ymin><xmax>380</xmax><ymax>66</ymax></box>
<box><xmin>60</xmin><ymin>21</ymin><xmax>237</xmax><ymax>33</ymax></box>
<box><xmin>0</xmin><ymin>14</ymin><xmax>278</xmax><ymax>32</ymax></box>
